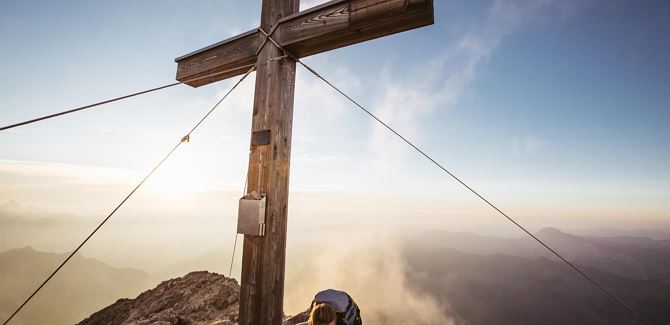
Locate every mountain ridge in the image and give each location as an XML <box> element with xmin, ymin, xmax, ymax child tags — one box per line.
<box><xmin>0</xmin><ymin>246</ymin><xmax>152</xmax><ymax>325</ymax></box>
<box><xmin>408</xmin><ymin>227</ymin><xmax>670</xmax><ymax>280</ymax></box>
<box><xmin>4</xmin><ymin>227</ymin><xmax>670</xmax><ymax>324</ymax></box>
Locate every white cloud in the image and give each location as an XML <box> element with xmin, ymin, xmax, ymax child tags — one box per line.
<box><xmin>0</xmin><ymin>159</ymin><xmax>138</xmax><ymax>186</ymax></box>
<box><xmin>300</xmin><ymin>0</ymin><xmax>331</xmax><ymax>11</ymax></box>
<box><xmin>295</xmin><ymin>59</ymin><xmax>361</xmax><ymax>123</ymax></box>
<box><xmin>293</xmin><ymin>152</ymin><xmax>352</xmax><ymax>165</ymax></box>
<box><xmin>284</xmin><ymin>233</ymin><xmax>455</xmax><ymax>324</ymax></box>
<box><xmin>513</xmin><ymin>134</ymin><xmax>548</xmax><ymax>155</ymax></box>
<box><xmin>369</xmin><ymin>0</ymin><xmax>583</xmax><ymax>162</ymax></box>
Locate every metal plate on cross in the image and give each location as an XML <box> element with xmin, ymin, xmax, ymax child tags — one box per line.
<box><xmin>237</xmin><ymin>191</ymin><xmax>266</xmax><ymax>236</ymax></box>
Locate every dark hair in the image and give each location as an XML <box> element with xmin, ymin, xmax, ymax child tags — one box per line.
<box><xmin>308</xmin><ymin>302</ymin><xmax>337</xmax><ymax>325</ymax></box>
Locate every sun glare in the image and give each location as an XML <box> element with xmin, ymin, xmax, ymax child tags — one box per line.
<box><xmin>144</xmin><ymin>155</ymin><xmax>208</xmax><ymax>198</ymax></box>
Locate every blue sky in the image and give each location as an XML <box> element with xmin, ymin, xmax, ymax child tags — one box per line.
<box><xmin>1</xmin><ymin>0</ymin><xmax>669</xmax><ymax>247</ymax></box>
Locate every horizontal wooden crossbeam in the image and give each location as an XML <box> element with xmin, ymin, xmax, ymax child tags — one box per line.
<box><xmin>175</xmin><ymin>0</ymin><xmax>434</xmax><ymax>87</ymax></box>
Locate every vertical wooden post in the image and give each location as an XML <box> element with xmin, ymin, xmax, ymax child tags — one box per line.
<box><xmin>239</xmin><ymin>1</ymin><xmax>299</xmax><ymax>324</ymax></box>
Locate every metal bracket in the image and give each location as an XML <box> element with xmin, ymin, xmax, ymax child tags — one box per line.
<box><xmin>237</xmin><ymin>191</ymin><xmax>267</xmax><ymax>236</ymax></box>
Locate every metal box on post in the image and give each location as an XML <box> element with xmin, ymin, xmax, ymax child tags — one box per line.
<box><xmin>237</xmin><ymin>193</ymin><xmax>266</xmax><ymax>236</ymax></box>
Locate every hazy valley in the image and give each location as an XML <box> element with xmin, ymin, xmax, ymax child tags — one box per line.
<box><xmin>2</xmin><ymin>223</ymin><xmax>670</xmax><ymax>324</ymax></box>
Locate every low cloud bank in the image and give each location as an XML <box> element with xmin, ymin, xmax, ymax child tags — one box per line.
<box><xmin>284</xmin><ymin>233</ymin><xmax>455</xmax><ymax>325</ymax></box>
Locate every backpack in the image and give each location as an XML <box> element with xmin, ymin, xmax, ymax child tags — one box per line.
<box><xmin>310</xmin><ymin>289</ymin><xmax>362</xmax><ymax>325</ymax></box>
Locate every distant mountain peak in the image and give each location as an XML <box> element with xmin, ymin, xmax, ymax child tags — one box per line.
<box><xmin>2</xmin><ymin>246</ymin><xmax>38</xmax><ymax>255</ymax></box>
<box><xmin>0</xmin><ymin>200</ymin><xmax>22</xmax><ymax>213</ymax></box>
<box><xmin>16</xmin><ymin>245</ymin><xmax>36</xmax><ymax>252</ymax></box>
<box><xmin>536</xmin><ymin>227</ymin><xmax>572</xmax><ymax>239</ymax></box>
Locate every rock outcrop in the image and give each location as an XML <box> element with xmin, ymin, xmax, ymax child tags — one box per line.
<box><xmin>78</xmin><ymin>271</ymin><xmax>240</xmax><ymax>325</ymax></box>
<box><xmin>78</xmin><ymin>271</ymin><xmax>309</xmax><ymax>325</ymax></box>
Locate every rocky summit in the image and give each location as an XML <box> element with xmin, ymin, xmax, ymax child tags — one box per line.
<box><xmin>78</xmin><ymin>271</ymin><xmax>241</xmax><ymax>325</ymax></box>
<box><xmin>78</xmin><ymin>271</ymin><xmax>308</xmax><ymax>325</ymax></box>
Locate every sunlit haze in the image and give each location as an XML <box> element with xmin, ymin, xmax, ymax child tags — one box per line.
<box><xmin>1</xmin><ymin>0</ymin><xmax>669</xmax><ymax>322</ymax></box>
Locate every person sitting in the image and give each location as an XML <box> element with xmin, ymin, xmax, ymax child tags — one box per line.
<box><xmin>304</xmin><ymin>302</ymin><xmax>337</xmax><ymax>325</ymax></box>
<box><xmin>298</xmin><ymin>289</ymin><xmax>361</xmax><ymax>325</ymax></box>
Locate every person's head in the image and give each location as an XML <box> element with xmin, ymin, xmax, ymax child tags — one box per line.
<box><xmin>307</xmin><ymin>302</ymin><xmax>337</xmax><ymax>325</ymax></box>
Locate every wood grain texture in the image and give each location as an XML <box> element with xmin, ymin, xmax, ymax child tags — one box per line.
<box><xmin>239</xmin><ymin>1</ymin><xmax>299</xmax><ymax>324</ymax></box>
<box><xmin>278</xmin><ymin>0</ymin><xmax>434</xmax><ymax>58</ymax></box>
<box><xmin>175</xmin><ymin>0</ymin><xmax>433</xmax><ymax>87</ymax></box>
<box><xmin>176</xmin><ymin>30</ymin><xmax>259</xmax><ymax>87</ymax></box>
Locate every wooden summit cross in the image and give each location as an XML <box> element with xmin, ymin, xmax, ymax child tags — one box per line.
<box><xmin>174</xmin><ymin>0</ymin><xmax>433</xmax><ymax>324</ymax></box>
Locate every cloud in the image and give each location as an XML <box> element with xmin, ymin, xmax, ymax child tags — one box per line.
<box><xmin>300</xmin><ymin>0</ymin><xmax>331</xmax><ymax>11</ymax></box>
<box><xmin>0</xmin><ymin>200</ymin><xmax>83</xmax><ymax>226</ymax></box>
<box><xmin>295</xmin><ymin>61</ymin><xmax>361</xmax><ymax>123</ymax></box>
<box><xmin>513</xmin><ymin>134</ymin><xmax>548</xmax><ymax>155</ymax></box>
<box><xmin>293</xmin><ymin>152</ymin><xmax>352</xmax><ymax>165</ymax></box>
<box><xmin>369</xmin><ymin>0</ymin><xmax>584</xmax><ymax>161</ymax></box>
<box><xmin>284</xmin><ymin>233</ymin><xmax>455</xmax><ymax>325</ymax></box>
<box><xmin>0</xmin><ymin>159</ymin><xmax>138</xmax><ymax>186</ymax></box>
